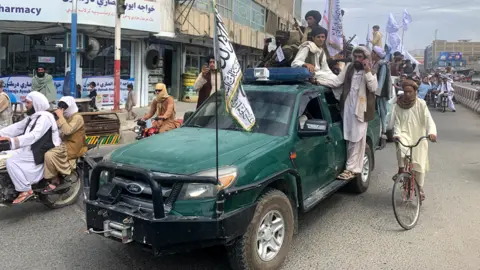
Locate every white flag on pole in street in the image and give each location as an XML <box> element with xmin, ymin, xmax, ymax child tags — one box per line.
<box><xmin>327</xmin><ymin>0</ymin><xmax>344</xmax><ymax>56</ymax></box>
<box><xmin>402</xmin><ymin>9</ymin><xmax>412</xmax><ymax>31</ymax></box>
<box><xmin>386</xmin><ymin>12</ymin><xmax>400</xmax><ymax>33</ymax></box>
<box><xmin>388</xmin><ymin>32</ymin><xmax>402</xmax><ymax>52</ymax></box>
<box><xmin>321</xmin><ymin>0</ymin><xmax>343</xmax><ymax>57</ymax></box>
<box><xmin>214</xmin><ymin>8</ymin><xmax>256</xmax><ymax>131</ymax></box>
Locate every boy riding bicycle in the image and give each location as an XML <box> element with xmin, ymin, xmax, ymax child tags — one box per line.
<box><xmin>393</xmin><ymin>79</ymin><xmax>437</xmax><ymax>201</ymax></box>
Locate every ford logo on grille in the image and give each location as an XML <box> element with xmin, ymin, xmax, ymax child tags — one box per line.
<box><xmin>126</xmin><ymin>183</ymin><xmax>144</xmax><ymax>195</ymax></box>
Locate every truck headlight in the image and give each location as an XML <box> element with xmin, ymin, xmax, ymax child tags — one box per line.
<box><xmin>178</xmin><ymin>166</ymin><xmax>238</xmax><ymax>200</ymax></box>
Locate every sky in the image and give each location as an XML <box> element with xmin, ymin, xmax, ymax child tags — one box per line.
<box><xmin>301</xmin><ymin>0</ymin><xmax>480</xmax><ymax>50</ymax></box>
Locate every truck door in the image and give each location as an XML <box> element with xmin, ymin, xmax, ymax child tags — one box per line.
<box><xmin>294</xmin><ymin>92</ymin><xmax>333</xmax><ymax>198</ymax></box>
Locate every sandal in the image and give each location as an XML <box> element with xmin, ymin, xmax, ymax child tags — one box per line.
<box><xmin>337</xmin><ymin>170</ymin><xmax>354</xmax><ymax>180</ymax></box>
<box><xmin>12</xmin><ymin>190</ymin><xmax>34</xmax><ymax>205</ymax></box>
<box><xmin>43</xmin><ymin>184</ymin><xmax>57</xmax><ymax>193</ymax></box>
<box><xmin>420</xmin><ymin>190</ymin><xmax>425</xmax><ymax>201</ymax></box>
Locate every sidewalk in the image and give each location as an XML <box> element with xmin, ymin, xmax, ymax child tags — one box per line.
<box><xmin>115</xmin><ymin>101</ymin><xmax>197</xmax><ymax>143</ymax></box>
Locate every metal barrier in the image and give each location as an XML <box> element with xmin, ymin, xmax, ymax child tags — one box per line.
<box><xmin>452</xmin><ymin>84</ymin><xmax>480</xmax><ymax>113</ymax></box>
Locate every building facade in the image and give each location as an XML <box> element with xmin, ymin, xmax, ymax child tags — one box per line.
<box><xmin>0</xmin><ymin>0</ymin><xmax>175</xmax><ymax>108</ymax></box>
<box><xmin>424</xmin><ymin>40</ymin><xmax>480</xmax><ymax>71</ymax></box>
<box><xmin>0</xmin><ymin>0</ymin><xmax>296</xmax><ymax>108</ymax></box>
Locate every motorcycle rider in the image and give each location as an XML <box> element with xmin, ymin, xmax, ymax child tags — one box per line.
<box><xmin>437</xmin><ymin>75</ymin><xmax>456</xmax><ymax>112</ymax></box>
<box><xmin>141</xmin><ymin>83</ymin><xmax>180</xmax><ymax>133</ymax></box>
<box><xmin>43</xmin><ymin>96</ymin><xmax>87</xmax><ymax>191</ymax></box>
<box><xmin>0</xmin><ymin>92</ymin><xmax>61</xmax><ymax>204</ymax></box>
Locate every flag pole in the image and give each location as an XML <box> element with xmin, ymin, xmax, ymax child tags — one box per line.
<box><xmin>400</xmin><ymin>27</ymin><xmax>405</xmax><ymax>53</ymax></box>
<box><xmin>366</xmin><ymin>24</ymin><xmax>370</xmax><ymax>49</ymax></box>
<box><xmin>212</xmin><ymin>0</ymin><xmax>219</xmax><ymax>182</ymax></box>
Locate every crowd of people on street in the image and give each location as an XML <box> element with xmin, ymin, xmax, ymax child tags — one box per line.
<box><xmin>0</xmin><ymin>8</ymin><xmax>460</xmax><ymax>205</ymax></box>
<box><xmin>251</xmin><ymin>9</ymin><xmax>442</xmax><ymax>198</ymax></box>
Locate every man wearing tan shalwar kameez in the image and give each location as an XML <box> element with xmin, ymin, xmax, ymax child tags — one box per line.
<box><xmin>142</xmin><ymin>83</ymin><xmax>180</xmax><ymax>133</ymax></box>
<box><xmin>393</xmin><ymin>80</ymin><xmax>437</xmax><ymax>200</ymax></box>
<box><xmin>44</xmin><ymin>96</ymin><xmax>87</xmax><ymax>191</ymax></box>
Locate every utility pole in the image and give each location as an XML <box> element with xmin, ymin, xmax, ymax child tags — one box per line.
<box><xmin>70</xmin><ymin>0</ymin><xmax>78</xmax><ymax>97</ymax></box>
<box><xmin>114</xmin><ymin>0</ymin><xmax>126</xmax><ymax>111</ymax></box>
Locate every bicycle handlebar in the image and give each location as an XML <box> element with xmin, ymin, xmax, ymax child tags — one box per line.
<box><xmin>395</xmin><ymin>136</ymin><xmax>430</xmax><ymax>148</ymax></box>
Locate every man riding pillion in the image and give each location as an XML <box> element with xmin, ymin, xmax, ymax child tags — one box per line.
<box><xmin>44</xmin><ymin>96</ymin><xmax>87</xmax><ymax>192</ymax></box>
<box><xmin>315</xmin><ymin>46</ymin><xmax>378</xmax><ymax>180</ymax></box>
<box><xmin>141</xmin><ymin>83</ymin><xmax>180</xmax><ymax>133</ymax></box>
<box><xmin>0</xmin><ymin>92</ymin><xmax>61</xmax><ymax>204</ymax></box>
<box><xmin>393</xmin><ymin>80</ymin><xmax>437</xmax><ymax>201</ymax></box>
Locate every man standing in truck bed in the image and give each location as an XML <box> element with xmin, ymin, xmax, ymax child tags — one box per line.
<box><xmin>316</xmin><ymin>46</ymin><xmax>378</xmax><ymax>180</ymax></box>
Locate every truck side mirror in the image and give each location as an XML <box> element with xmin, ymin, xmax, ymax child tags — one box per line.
<box><xmin>183</xmin><ymin>111</ymin><xmax>194</xmax><ymax>123</ymax></box>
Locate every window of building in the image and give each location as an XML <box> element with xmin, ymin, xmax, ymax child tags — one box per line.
<box><xmin>194</xmin><ymin>0</ymin><xmax>210</xmax><ymax>11</ymax></box>
<box><xmin>233</xmin><ymin>0</ymin><xmax>265</xmax><ymax>31</ymax></box>
<box><xmin>185</xmin><ymin>46</ymin><xmax>213</xmax><ymax>73</ymax></box>
<box><xmin>81</xmin><ymin>38</ymin><xmax>132</xmax><ymax>78</ymax></box>
<box><xmin>251</xmin><ymin>1</ymin><xmax>265</xmax><ymax>31</ymax></box>
<box><xmin>234</xmin><ymin>0</ymin><xmax>251</xmax><ymax>27</ymax></box>
<box><xmin>217</xmin><ymin>0</ymin><xmax>233</xmax><ymax>19</ymax></box>
<box><xmin>0</xmin><ymin>33</ymin><xmax>66</xmax><ymax>77</ymax></box>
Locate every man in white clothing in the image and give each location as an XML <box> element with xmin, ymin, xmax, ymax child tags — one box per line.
<box><xmin>437</xmin><ymin>75</ymin><xmax>456</xmax><ymax>112</ymax></box>
<box><xmin>292</xmin><ymin>26</ymin><xmax>337</xmax><ymax>84</ymax></box>
<box><xmin>394</xmin><ymin>79</ymin><xmax>437</xmax><ymax>201</ymax></box>
<box><xmin>316</xmin><ymin>46</ymin><xmax>378</xmax><ymax>180</ymax></box>
<box><xmin>0</xmin><ymin>92</ymin><xmax>61</xmax><ymax>204</ymax></box>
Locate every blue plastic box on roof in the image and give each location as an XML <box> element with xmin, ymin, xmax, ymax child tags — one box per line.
<box><xmin>243</xmin><ymin>67</ymin><xmax>312</xmax><ymax>83</ymax></box>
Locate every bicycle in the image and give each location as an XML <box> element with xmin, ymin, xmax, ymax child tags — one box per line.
<box><xmin>392</xmin><ymin>136</ymin><xmax>431</xmax><ymax>230</ymax></box>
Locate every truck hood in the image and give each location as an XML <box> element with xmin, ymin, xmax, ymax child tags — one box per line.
<box><xmin>109</xmin><ymin>127</ymin><xmax>282</xmax><ymax>174</ymax></box>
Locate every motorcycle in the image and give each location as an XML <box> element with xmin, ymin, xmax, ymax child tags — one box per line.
<box><xmin>440</xmin><ymin>92</ymin><xmax>449</xmax><ymax>113</ymax></box>
<box><xmin>0</xmin><ymin>142</ymin><xmax>82</xmax><ymax>208</ymax></box>
<box><xmin>133</xmin><ymin>119</ymin><xmax>159</xmax><ymax>140</ymax></box>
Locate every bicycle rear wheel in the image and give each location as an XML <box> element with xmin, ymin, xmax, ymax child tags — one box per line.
<box><xmin>392</xmin><ymin>173</ymin><xmax>421</xmax><ymax>230</ymax></box>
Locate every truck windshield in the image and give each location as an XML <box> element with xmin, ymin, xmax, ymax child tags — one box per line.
<box><xmin>184</xmin><ymin>91</ymin><xmax>296</xmax><ymax>136</ymax></box>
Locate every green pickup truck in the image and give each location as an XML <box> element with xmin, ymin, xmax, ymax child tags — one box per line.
<box><xmin>85</xmin><ymin>68</ymin><xmax>381</xmax><ymax>270</ymax></box>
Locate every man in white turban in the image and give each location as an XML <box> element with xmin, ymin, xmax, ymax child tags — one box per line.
<box><xmin>44</xmin><ymin>96</ymin><xmax>87</xmax><ymax>192</ymax></box>
<box><xmin>0</xmin><ymin>92</ymin><xmax>61</xmax><ymax>204</ymax></box>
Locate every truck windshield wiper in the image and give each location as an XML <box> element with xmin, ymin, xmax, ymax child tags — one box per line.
<box><xmin>186</xmin><ymin>124</ymin><xmax>204</xmax><ymax>128</ymax></box>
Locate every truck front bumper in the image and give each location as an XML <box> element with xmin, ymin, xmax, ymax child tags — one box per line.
<box><xmin>86</xmin><ymin>200</ymin><xmax>256</xmax><ymax>255</ymax></box>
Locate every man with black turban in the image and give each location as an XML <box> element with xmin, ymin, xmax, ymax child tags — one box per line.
<box><xmin>301</xmin><ymin>10</ymin><xmax>322</xmax><ymax>43</ymax></box>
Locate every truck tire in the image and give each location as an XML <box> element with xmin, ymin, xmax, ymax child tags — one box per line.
<box><xmin>227</xmin><ymin>189</ymin><xmax>294</xmax><ymax>270</ymax></box>
<box><xmin>347</xmin><ymin>144</ymin><xmax>372</xmax><ymax>194</ymax></box>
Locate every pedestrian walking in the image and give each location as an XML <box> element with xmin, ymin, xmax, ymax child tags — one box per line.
<box><xmin>126</xmin><ymin>83</ymin><xmax>137</xmax><ymax>120</ymax></box>
<box><xmin>88</xmin><ymin>82</ymin><xmax>98</xmax><ymax>111</ymax></box>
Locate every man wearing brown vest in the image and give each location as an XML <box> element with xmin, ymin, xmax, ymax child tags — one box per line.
<box><xmin>316</xmin><ymin>46</ymin><xmax>378</xmax><ymax>180</ymax></box>
<box><xmin>194</xmin><ymin>56</ymin><xmax>221</xmax><ymax>109</ymax></box>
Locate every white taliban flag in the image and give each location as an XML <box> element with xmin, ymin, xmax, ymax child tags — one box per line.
<box><xmin>320</xmin><ymin>0</ymin><xmax>343</xmax><ymax>57</ymax></box>
<box><xmin>214</xmin><ymin>8</ymin><xmax>256</xmax><ymax>131</ymax></box>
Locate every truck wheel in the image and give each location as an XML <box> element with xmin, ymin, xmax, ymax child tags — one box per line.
<box><xmin>227</xmin><ymin>189</ymin><xmax>294</xmax><ymax>270</ymax></box>
<box><xmin>347</xmin><ymin>144</ymin><xmax>372</xmax><ymax>194</ymax></box>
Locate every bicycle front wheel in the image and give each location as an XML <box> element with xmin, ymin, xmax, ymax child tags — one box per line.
<box><xmin>392</xmin><ymin>173</ymin><xmax>421</xmax><ymax>230</ymax></box>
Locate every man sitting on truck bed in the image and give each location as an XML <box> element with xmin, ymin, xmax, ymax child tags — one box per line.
<box><xmin>316</xmin><ymin>46</ymin><xmax>378</xmax><ymax>180</ymax></box>
<box><xmin>291</xmin><ymin>26</ymin><xmax>337</xmax><ymax>84</ymax></box>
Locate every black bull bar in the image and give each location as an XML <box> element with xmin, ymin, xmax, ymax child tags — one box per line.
<box><xmin>88</xmin><ymin>161</ymin><xmax>221</xmax><ymax>219</ymax></box>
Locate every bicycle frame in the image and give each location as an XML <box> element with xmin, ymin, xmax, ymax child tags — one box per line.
<box><xmin>397</xmin><ymin>136</ymin><xmax>429</xmax><ymax>201</ymax></box>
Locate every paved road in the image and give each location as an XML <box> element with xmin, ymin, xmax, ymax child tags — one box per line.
<box><xmin>1</xmin><ymin>105</ymin><xmax>480</xmax><ymax>270</ymax></box>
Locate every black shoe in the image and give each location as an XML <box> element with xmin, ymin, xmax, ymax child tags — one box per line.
<box><xmin>452</xmin><ymin>110</ymin><xmax>456</xmax><ymax>112</ymax></box>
